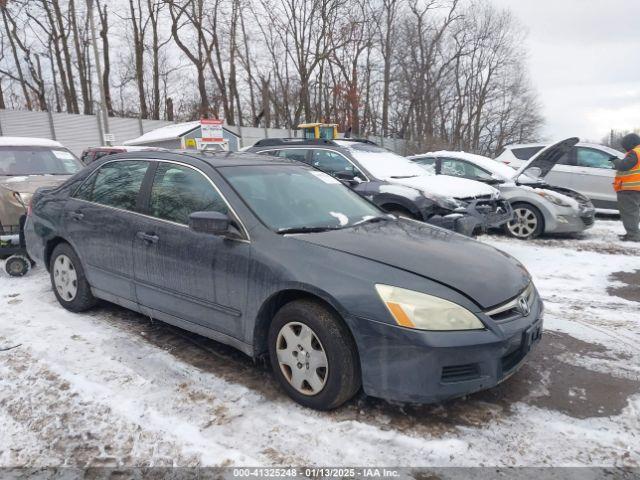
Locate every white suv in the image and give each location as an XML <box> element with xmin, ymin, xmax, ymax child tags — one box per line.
<box><xmin>495</xmin><ymin>142</ymin><xmax>624</xmax><ymax>213</ymax></box>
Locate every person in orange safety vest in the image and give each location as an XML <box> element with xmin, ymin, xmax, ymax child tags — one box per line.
<box><xmin>613</xmin><ymin>133</ymin><xmax>640</xmax><ymax>241</ymax></box>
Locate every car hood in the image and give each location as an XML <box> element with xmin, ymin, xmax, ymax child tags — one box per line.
<box><xmin>295</xmin><ymin>219</ymin><xmax>530</xmax><ymax>309</ymax></box>
<box><xmin>0</xmin><ymin>175</ymin><xmax>70</xmax><ymax>194</ymax></box>
<box><xmin>385</xmin><ymin>174</ymin><xmax>498</xmax><ymax>199</ymax></box>
<box><xmin>512</xmin><ymin>137</ymin><xmax>579</xmax><ymax>182</ymax></box>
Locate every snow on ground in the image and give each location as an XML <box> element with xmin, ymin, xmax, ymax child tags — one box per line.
<box><xmin>0</xmin><ymin>218</ymin><xmax>639</xmax><ymax>467</ymax></box>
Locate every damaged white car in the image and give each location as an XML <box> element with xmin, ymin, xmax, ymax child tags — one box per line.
<box><xmin>408</xmin><ymin>138</ymin><xmax>596</xmax><ymax>239</ymax></box>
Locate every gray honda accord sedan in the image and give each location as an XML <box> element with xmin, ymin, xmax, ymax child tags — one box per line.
<box><xmin>25</xmin><ymin>151</ymin><xmax>543</xmax><ymax>410</ymax></box>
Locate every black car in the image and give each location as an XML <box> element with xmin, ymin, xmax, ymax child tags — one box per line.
<box><xmin>248</xmin><ymin>139</ymin><xmax>513</xmax><ymax>236</ymax></box>
<box><xmin>26</xmin><ymin>150</ymin><xmax>542</xmax><ymax>410</ymax></box>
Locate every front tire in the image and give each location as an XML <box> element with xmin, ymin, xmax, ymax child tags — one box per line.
<box><xmin>49</xmin><ymin>243</ymin><xmax>97</xmax><ymax>312</ymax></box>
<box><xmin>504</xmin><ymin>203</ymin><xmax>544</xmax><ymax>239</ymax></box>
<box><xmin>268</xmin><ymin>300</ymin><xmax>361</xmax><ymax>410</ymax></box>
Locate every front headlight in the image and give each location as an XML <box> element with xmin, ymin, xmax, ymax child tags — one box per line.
<box><xmin>536</xmin><ymin>190</ymin><xmax>571</xmax><ymax>207</ymax></box>
<box><xmin>421</xmin><ymin>191</ymin><xmax>463</xmax><ymax>210</ymax></box>
<box><xmin>375</xmin><ymin>284</ymin><xmax>485</xmax><ymax>331</ymax></box>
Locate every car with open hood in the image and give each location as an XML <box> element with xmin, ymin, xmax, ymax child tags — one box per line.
<box><xmin>1</xmin><ymin>136</ymin><xmax>83</xmax><ymax>237</ymax></box>
<box><xmin>248</xmin><ymin>139</ymin><xmax>512</xmax><ymax>236</ymax></box>
<box><xmin>409</xmin><ymin>138</ymin><xmax>596</xmax><ymax>239</ymax></box>
<box><xmin>495</xmin><ymin>141</ymin><xmax>623</xmax><ymax>213</ymax></box>
<box><xmin>25</xmin><ymin>150</ymin><xmax>543</xmax><ymax>410</ymax></box>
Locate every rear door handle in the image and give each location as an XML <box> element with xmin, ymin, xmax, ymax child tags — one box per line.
<box><xmin>136</xmin><ymin>231</ymin><xmax>159</xmax><ymax>244</ymax></box>
<box><xmin>68</xmin><ymin>211</ymin><xmax>84</xmax><ymax>221</ymax></box>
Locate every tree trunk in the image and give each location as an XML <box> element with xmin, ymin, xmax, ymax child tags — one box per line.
<box><xmin>129</xmin><ymin>0</ymin><xmax>148</xmax><ymax>118</ymax></box>
<box><xmin>69</xmin><ymin>0</ymin><xmax>92</xmax><ymax>114</ymax></box>
<box><xmin>96</xmin><ymin>1</ymin><xmax>114</xmax><ymax>116</ymax></box>
<box><xmin>52</xmin><ymin>0</ymin><xmax>80</xmax><ymax>113</ymax></box>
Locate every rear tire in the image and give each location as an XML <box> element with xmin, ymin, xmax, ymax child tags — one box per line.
<box><xmin>268</xmin><ymin>300</ymin><xmax>361</xmax><ymax>410</ymax></box>
<box><xmin>504</xmin><ymin>202</ymin><xmax>544</xmax><ymax>239</ymax></box>
<box><xmin>5</xmin><ymin>255</ymin><xmax>30</xmax><ymax>277</ymax></box>
<box><xmin>49</xmin><ymin>242</ymin><xmax>97</xmax><ymax>312</ymax></box>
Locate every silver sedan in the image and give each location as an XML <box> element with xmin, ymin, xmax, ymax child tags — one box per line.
<box><xmin>408</xmin><ymin>138</ymin><xmax>596</xmax><ymax>239</ymax></box>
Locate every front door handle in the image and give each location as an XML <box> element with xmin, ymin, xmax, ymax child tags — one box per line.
<box><xmin>136</xmin><ymin>231</ymin><xmax>159</xmax><ymax>244</ymax></box>
<box><xmin>68</xmin><ymin>211</ymin><xmax>84</xmax><ymax>221</ymax></box>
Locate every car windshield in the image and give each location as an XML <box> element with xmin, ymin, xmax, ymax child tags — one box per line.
<box><xmin>221</xmin><ymin>164</ymin><xmax>383</xmax><ymax>232</ymax></box>
<box><xmin>340</xmin><ymin>142</ymin><xmax>428</xmax><ymax>179</ymax></box>
<box><xmin>0</xmin><ymin>146</ymin><xmax>82</xmax><ymax>175</ymax></box>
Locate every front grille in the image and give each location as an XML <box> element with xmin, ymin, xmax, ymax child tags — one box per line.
<box><xmin>485</xmin><ymin>283</ymin><xmax>535</xmax><ymax>323</ymax></box>
<box><xmin>581</xmin><ymin>215</ymin><xmax>595</xmax><ymax>227</ymax></box>
<box><xmin>441</xmin><ymin>363</ymin><xmax>481</xmax><ymax>383</ymax></box>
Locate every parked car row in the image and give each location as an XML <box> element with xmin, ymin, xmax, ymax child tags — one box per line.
<box><xmin>248</xmin><ymin>138</ymin><xmax>513</xmax><ymax>236</ymax></box>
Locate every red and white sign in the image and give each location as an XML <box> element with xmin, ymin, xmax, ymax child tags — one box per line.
<box><xmin>201</xmin><ymin>118</ymin><xmax>224</xmax><ymax>143</ymax></box>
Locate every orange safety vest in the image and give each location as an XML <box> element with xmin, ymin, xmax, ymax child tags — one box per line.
<box><xmin>614</xmin><ymin>146</ymin><xmax>640</xmax><ymax>192</ymax></box>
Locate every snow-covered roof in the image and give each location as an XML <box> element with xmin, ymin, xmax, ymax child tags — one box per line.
<box><xmin>123</xmin><ymin>121</ymin><xmax>201</xmax><ymax>146</ymax></box>
<box><xmin>0</xmin><ymin>136</ymin><xmax>65</xmax><ymax>148</ymax></box>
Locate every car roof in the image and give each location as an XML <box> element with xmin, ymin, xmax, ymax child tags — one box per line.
<box><xmin>84</xmin><ymin>145</ymin><xmax>163</xmax><ymax>152</ymax></box>
<box><xmin>103</xmin><ymin>149</ymin><xmax>299</xmax><ymax>168</ymax></box>
<box><xmin>0</xmin><ymin>136</ymin><xmax>65</xmax><ymax>148</ymax></box>
<box><xmin>504</xmin><ymin>142</ymin><xmax>623</xmax><ymax>157</ymax></box>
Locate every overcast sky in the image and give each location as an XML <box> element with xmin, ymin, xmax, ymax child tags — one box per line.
<box><xmin>491</xmin><ymin>0</ymin><xmax>640</xmax><ymax>143</ymax></box>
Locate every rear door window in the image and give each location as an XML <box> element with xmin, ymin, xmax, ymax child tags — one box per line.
<box><xmin>75</xmin><ymin>160</ymin><xmax>149</xmax><ymax>211</ymax></box>
<box><xmin>148</xmin><ymin>163</ymin><xmax>228</xmax><ymax>225</ymax></box>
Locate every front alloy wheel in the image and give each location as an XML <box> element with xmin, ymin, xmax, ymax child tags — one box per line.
<box><xmin>506</xmin><ymin>204</ymin><xmax>543</xmax><ymax>239</ymax></box>
<box><xmin>268</xmin><ymin>300</ymin><xmax>361</xmax><ymax>410</ymax></box>
<box><xmin>276</xmin><ymin>322</ymin><xmax>328</xmax><ymax>395</ymax></box>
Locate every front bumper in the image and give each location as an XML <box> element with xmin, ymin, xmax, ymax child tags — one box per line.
<box><xmin>464</xmin><ymin>197</ymin><xmax>513</xmax><ymax>231</ymax></box>
<box><xmin>546</xmin><ymin>206</ymin><xmax>596</xmax><ymax>234</ymax></box>
<box><xmin>345</xmin><ymin>297</ymin><xmax>543</xmax><ymax>404</ymax></box>
<box><xmin>427</xmin><ymin>213</ymin><xmax>479</xmax><ymax>236</ymax></box>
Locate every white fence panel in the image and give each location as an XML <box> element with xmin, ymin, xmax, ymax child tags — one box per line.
<box><xmin>52</xmin><ymin>112</ymin><xmax>102</xmax><ymax>155</ymax></box>
<box><xmin>0</xmin><ymin>109</ymin><xmax>406</xmax><ymax>154</ymax></box>
<box><xmin>0</xmin><ymin>110</ymin><xmax>52</xmax><ymax>139</ymax></box>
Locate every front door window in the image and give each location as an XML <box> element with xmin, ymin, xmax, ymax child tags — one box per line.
<box><xmin>149</xmin><ymin>163</ymin><xmax>229</xmax><ymax>225</ymax></box>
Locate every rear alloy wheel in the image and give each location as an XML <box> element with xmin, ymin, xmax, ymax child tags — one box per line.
<box><xmin>268</xmin><ymin>300</ymin><xmax>361</xmax><ymax>410</ymax></box>
<box><xmin>505</xmin><ymin>203</ymin><xmax>544</xmax><ymax>239</ymax></box>
<box><xmin>50</xmin><ymin>243</ymin><xmax>97</xmax><ymax>312</ymax></box>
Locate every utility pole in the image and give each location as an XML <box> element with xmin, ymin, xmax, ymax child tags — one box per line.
<box><xmin>86</xmin><ymin>0</ymin><xmax>111</xmax><ymax>145</ymax></box>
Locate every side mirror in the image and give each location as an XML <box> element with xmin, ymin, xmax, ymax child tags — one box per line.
<box><xmin>335</xmin><ymin>171</ymin><xmax>362</xmax><ymax>186</ymax></box>
<box><xmin>189</xmin><ymin>211</ymin><xmax>230</xmax><ymax>236</ymax></box>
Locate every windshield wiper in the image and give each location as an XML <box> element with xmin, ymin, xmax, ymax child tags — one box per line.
<box><xmin>277</xmin><ymin>226</ymin><xmax>343</xmax><ymax>234</ymax></box>
<box><xmin>349</xmin><ymin>215</ymin><xmax>391</xmax><ymax>227</ymax></box>
<box><xmin>389</xmin><ymin>175</ymin><xmax>419</xmax><ymax>179</ymax></box>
